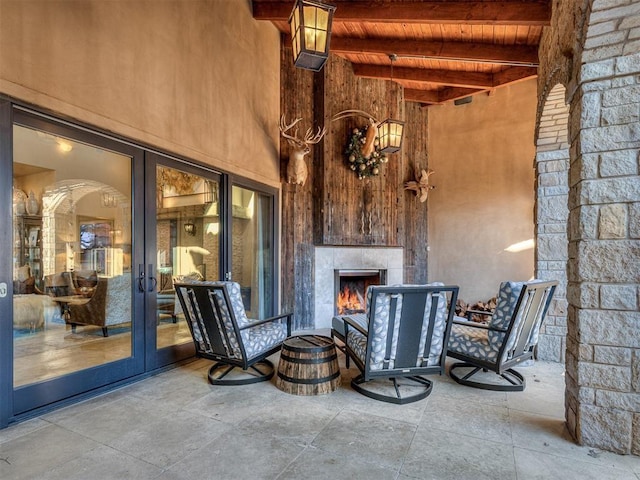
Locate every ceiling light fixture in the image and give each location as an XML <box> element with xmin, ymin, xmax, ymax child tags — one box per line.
<box><xmin>376</xmin><ymin>54</ymin><xmax>405</xmax><ymax>154</ymax></box>
<box><xmin>288</xmin><ymin>0</ymin><xmax>336</xmax><ymax>72</ymax></box>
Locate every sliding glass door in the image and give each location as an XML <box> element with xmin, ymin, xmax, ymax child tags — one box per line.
<box><xmin>148</xmin><ymin>156</ymin><xmax>222</xmax><ymax>367</ymax></box>
<box><xmin>7</xmin><ymin>109</ymin><xmax>145</xmax><ymax>415</ymax></box>
<box><xmin>0</xmin><ymin>104</ymin><xmax>279</xmax><ymax>426</ymax></box>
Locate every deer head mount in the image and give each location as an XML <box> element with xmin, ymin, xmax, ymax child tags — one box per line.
<box><xmin>279</xmin><ymin>115</ymin><xmax>327</xmax><ymax>186</ymax></box>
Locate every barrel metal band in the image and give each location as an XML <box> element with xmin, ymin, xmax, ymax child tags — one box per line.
<box><xmin>280</xmin><ymin>353</ymin><xmax>338</xmax><ymax>365</ymax></box>
<box><xmin>277</xmin><ymin>370</ymin><xmax>341</xmax><ymax>385</ymax></box>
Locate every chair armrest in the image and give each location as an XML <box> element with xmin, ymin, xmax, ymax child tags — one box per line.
<box><xmin>452</xmin><ymin>317</ymin><xmax>507</xmax><ymax>333</ymax></box>
<box><xmin>344</xmin><ymin>315</ymin><xmax>368</xmax><ymax>336</ymax></box>
<box><xmin>240</xmin><ymin>313</ymin><xmax>293</xmax><ymax>336</ymax></box>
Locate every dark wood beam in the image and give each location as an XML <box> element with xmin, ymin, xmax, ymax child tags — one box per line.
<box><xmin>438</xmin><ymin>87</ymin><xmax>485</xmax><ymax>103</ymax></box>
<box><xmin>253</xmin><ymin>1</ymin><xmax>551</xmax><ymax>26</ymax></box>
<box><xmin>330</xmin><ymin>37</ymin><xmax>539</xmax><ymax>66</ymax></box>
<box><xmin>353</xmin><ymin>64</ymin><xmax>494</xmax><ymax>89</ymax></box>
<box><xmin>403</xmin><ymin>89</ymin><xmax>440</xmax><ymax>104</ymax></box>
<box><xmin>492</xmin><ymin>66</ymin><xmax>538</xmax><ymax>86</ymax></box>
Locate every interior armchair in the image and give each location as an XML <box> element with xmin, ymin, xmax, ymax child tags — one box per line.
<box><xmin>174</xmin><ymin>280</ymin><xmax>292</xmax><ymax>385</ymax></box>
<box><xmin>341</xmin><ymin>284</ymin><xmax>459</xmax><ymax>404</ymax></box>
<box><xmin>447</xmin><ymin>280</ymin><xmax>558</xmax><ymax>391</ymax></box>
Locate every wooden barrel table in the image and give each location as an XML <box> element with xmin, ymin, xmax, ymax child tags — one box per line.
<box><xmin>276</xmin><ymin>335</ymin><xmax>341</xmax><ymax>395</ymax></box>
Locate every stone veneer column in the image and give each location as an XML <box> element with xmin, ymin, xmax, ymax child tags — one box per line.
<box><xmin>565</xmin><ymin>0</ymin><xmax>640</xmax><ymax>454</ymax></box>
<box><xmin>535</xmin><ymin>84</ymin><xmax>570</xmax><ymax>362</ymax></box>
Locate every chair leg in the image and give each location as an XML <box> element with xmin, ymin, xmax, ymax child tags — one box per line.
<box><xmin>449</xmin><ymin>362</ymin><xmax>526</xmax><ymax>392</ymax></box>
<box><xmin>207</xmin><ymin>359</ymin><xmax>275</xmax><ymax>386</ymax></box>
<box><xmin>351</xmin><ymin>374</ymin><xmax>434</xmax><ymax>404</ymax></box>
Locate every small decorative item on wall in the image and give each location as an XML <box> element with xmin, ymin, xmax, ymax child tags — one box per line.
<box><xmin>344</xmin><ymin>125</ymin><xmax>387</xmax><ymax>180</ymax></box>
<box><xmin>404</xmin><ymin>168</ymin><xmax>435</xmax><ymax>203</ymax></box>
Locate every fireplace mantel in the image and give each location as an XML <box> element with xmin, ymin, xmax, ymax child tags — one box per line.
<box><xmin>313</xmin><ymin>246</ymin><xmax>403</xmax><ymax>329</ymax></box>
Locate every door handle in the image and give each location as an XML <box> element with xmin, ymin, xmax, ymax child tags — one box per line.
<box><xmin>147</xmin><ymin>264</ymin><xmax>157</xmax><ymax>292</ymax></box>
<box><xmin>138</xmin><ymin>264</ymin><xmax>146</xmax><ymax>292</ymax></box>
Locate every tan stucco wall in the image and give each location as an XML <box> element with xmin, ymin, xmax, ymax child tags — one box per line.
<box><xmin>428</xmin><ymin>79</ymin><xmax>537</xmax><ymax>303</ymax></box>
<box><xmin>0</xmin><ymin>0</ymin><xmax>281</xmax><ymax>187</ymax></box>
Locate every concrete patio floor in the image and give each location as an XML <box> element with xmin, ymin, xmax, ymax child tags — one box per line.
<box><xmin>2</xmin><ymin>334</ymin><xmax>640</xmax><ymax>479</ymax></box>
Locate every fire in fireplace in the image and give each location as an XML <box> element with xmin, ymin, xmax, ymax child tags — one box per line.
<box><xmin>334</xmin><ymin>269</ymin><xmax>387</xmax><ymax>315</ymax></box>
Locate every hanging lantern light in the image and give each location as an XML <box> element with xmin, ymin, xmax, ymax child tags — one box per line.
<box><xmin>288</xmin><ymin>0</ymin><xmax>336</xmax><ymax>72</ymax></box>
<box><xmin>377</xmin><ymin>54</ymin><xmax>405</xmax><ymax>154</ymax></box>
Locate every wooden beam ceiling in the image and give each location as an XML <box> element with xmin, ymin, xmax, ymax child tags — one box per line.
<box><xmin>253</xmin><ymin>0</ymin><xmax>550</xmax><ymax>105</ymax></box>
<box><xmin>253</xmin><ymin>1</ymin><xmax>552</xmax><ymax>26</ymax></box>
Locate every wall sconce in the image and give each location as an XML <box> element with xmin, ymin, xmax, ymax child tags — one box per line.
<box><xmin>102</xmin><ymin>192</ymin><xmax>117</xmax><ymax>208</ymax></box>
<box><xmin>289</xmin><ymin>0</ymin><xmax>336</xmax><ymax>72</ymax></box>
<box><xmin>376</xmin><ymin>54</ymin><xmax>405</xmax><ymax>154</ymax></box>
<box><xmin>184</xmin><ymin>221</ymin><xmax>196</xmax><ymax>236</ymax></box>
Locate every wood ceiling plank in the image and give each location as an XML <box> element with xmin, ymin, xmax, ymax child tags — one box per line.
<box><xmin>330</xmin><ymin>37</ymin><xmax>539</xmax><ymax>66</ymax></box>
<box><xmin>404</xmin><ymin>89</ymin><xmax>441</xmax><ymax>104</ymax></box>
<box><xmin>253</xmin><ymin>1</ymin><xmax>552</xmax><ymax>26</ymax></box>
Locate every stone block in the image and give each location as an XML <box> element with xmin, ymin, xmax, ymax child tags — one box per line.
<box><xmin>578</xmin><ymin>362</ymin><xmax>631</xmax><ymax>390</ymax></box>
<box><xmin>585</xmin><ymin>31</ymin><xmax>627</xmax><ymax>51</ymax></box>
<box><xmin>596</xmin><ymin>390</ymin><xmax>640</xmax><ymax>410</ymax></box>
<box><xmin>579</xmin><ymin>343</ymin><xmax>595</xmax><ymax>361</ymax></box>
<box><xmin>590</xmin><ymin>2</ymin><xmax>640</xmax><ymax>22</ymax></box>
<box><xmin>579</xmin><ymin>405</ymin><xmax>632</xmax><ymax>454</ymax></box>
<box><xmin>583</xmin><ymin>43</ymin><xmax>625</xmax><ymax>63</ymax></box>
<box><xmin>569</xmin><ymin>206</ymin><xmax>598</xmax><ymax>241</ymax></box>
<box><xmin>619</xmin><ymin>15</ymin><xmax>640</xmax><ymax>30</ymax></box>
<box><xmin>578</xmin><ymin>386</ymin><xmax>596</xmax><ymax>405</ymax></box>
<box><xmin>578</xmin><ymin>309</ymin><xmax>640</xmax><ymax>347</ymax></box>
<box><xmin>602</xmin><ymin>84</ymin><xmax>640</xmax><ymax>107</ymax></box>
<box><xmin>633</xmin><ymin>415</ymin><xmax>640</xmax><ymax>455</ymax></box>
<box><xmin>537</xmin><ymin>334</ymin><xmax>563</xmax><ymax>362</ymax></box>
<box><xmin>580</xmin><ymin>91</ymin><xmax>602</xmax><ymax>128</ymax></box>
<box><xmin>623</xmin><ymin>39</ymin><xmax>640</xmax><ymax>56</ymax></box>
<box><xmin>594</xmin><ymin>345</ymin><xmax>632</xmax><ymax>365</ymax></box>
<box><xmin>538</xmin><ymin>195</ymin><xmax>570</xmax><ymax>223</ymax></box>
<box><xmin>631</xmin><ymin>203</ymin><xmax>640</xmax><ymax>238</ymax></box>
<box><xmin>601</xmin><ymin>104</ymin><xmax>640</xmax><ymax>126</ymax></box>
<box><xmin>580</xmin><ymin>177</ymin><xmax>640</xmax><ymax>204</ymax></box>
<box><xmin>577</xmin><ymin>240</ymin><xmax>640</xmax><ymax>282</ymax></box>
<box><xmin>599</xmin><ymin>149</ymin><xmax>639</xmax><ymax>176</ymax></box>
<box><xmin>537</xmin><ymin>234</ymin><xmax>568</xmax><ymax>261</ymax></box>
<box><xmin>600</xmin><ymin>284</ymin><xmax>638</xmax><ymax>310</ymax></box>
<box><xmin>598</xmin><ymin>204</ymin><xmax>628</xmax><ymax>239</ymax></box>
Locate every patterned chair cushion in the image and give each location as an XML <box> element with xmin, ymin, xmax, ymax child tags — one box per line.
<box><xmin>447</xmin><ymin>320</ymin><xmax>499</xmax><ymax>362</ymax></box>
<box><xmin>240</xmin><ymin>321</ymin><xmax>288</xmax><ymax>360</ymax></box>
<box><xmin>347</xmin><ymin>285</ymin><xmax>449</xmax><ymax>371</ymax></box>
<box><xmin>488</xmin><ymin>281</ymin><xmax>525</xmax><ymax>349</ymax></box>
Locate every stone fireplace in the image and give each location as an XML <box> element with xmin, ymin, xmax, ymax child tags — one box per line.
<box><xmin>314</xmin><ymin>246</ymin><xmax>403</xmax><ymax>329</ymax></box>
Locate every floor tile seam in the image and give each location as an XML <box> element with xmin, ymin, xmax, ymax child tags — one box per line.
<box><xmin>306</xmin><ymin>441</ymin><xmax>403</xmax><ymax>475</ymax></box>
<box><xmin>0</xmin><ymin>418</ymin><xmax>53</xmax><ymax>445</ymax></box>
<box><xmin>340</xmin><ymin>406</ymin><xmax>423</xmax><ymax>429</ymax></box>
<box><xmin>85</xmin><ymin>442</ymin><xmax>170</xmax><ymax>473</ymax></box>
<box><xmin>414</xmin><ymin>423</ymin><xmax>516</xmax><ymax>447</ymax></box>
<box><xmin>512</xmin><ymin>444</ymin><xmax>640</xmax><ymax>473</ymax></box>
<box><xmin>506</xmin><ymin>404</ymin><xmax>565</xmax><ymax>420</ymax></box>
<box><xmin>272</xmin><ymin>444</ymin><xmax>318</xmax><ymax>480</ymax></box>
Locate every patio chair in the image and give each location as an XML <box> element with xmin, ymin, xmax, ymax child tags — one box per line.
<box><xmin>341</xmin><ymin>284</ymin><xmax>459</xmax><ymax>404</ymax></box>
<box><xmin>447</xmin><ymin>280</ymin><xmax>558</xmax><ymax>391</ymax></box>
<box><xmin>174</xmin><ymin>280</ymin><xmax>292</xmax><ymax>385</ymax></box>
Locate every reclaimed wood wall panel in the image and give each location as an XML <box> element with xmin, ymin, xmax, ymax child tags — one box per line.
<box><xmin>280</xmin><ymin>48</ymin><xmax>430</xmax><ymax>327</ymax></box>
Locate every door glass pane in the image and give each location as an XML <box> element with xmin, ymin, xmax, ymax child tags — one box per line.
<box><xmin>12</xmin><ymin>125</ymin><xmax>133</xmax><ymax>387</ymax></box>
<box><xmin>231</xmin><ymin>185</ymin><xmax>274</xmax><ymax>318</ymax></box>
<box><xmin>156</xmin><ymin>165</ymin><xmax>219</xmax><ymax>350</ymax></box>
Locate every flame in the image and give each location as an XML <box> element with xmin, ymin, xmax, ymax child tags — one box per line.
<box><xmin>336</xmin><ymin>286</ymin><xmax>365</xmax><ymax>315</ymax></box>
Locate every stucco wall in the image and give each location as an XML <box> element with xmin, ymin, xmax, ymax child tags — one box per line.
<box><xmin>0</xmin><ymin>0</ymin><xmax>281</xmax><ymax>187</ymax></box>
<box><xmin>428</xmin><ymin>79</ymin><xmax>537</xmax><ymax>303</ymax></box>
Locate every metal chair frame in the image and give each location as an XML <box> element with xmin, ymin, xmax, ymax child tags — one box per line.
<box><xmin>175</xmin><ymin>282</ymin><xmax>292</xmax><ymax>385</ymax></box>
<box><xmin>448</xmin><ymin>280</ymin><xmax>557</xmax><ymax>392</ymax></box>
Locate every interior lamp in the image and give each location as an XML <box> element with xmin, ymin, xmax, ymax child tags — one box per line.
<box><xmin>376</xmin><ymin>54</ymin><xmax>405</xmax><ymax>154</ymax></box>
<box><xmin>289</xmin><ymin>0</ymin><xmax>336</xmax><ymax>72</ymax></box>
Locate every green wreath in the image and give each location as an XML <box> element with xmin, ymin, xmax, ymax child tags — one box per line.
<box><xmin>344</xmin><ymin>125</ymin><xmax>387</xmax><ymax>180</ymax></box>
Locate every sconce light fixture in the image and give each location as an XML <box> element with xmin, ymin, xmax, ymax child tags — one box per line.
<box><xmin>376</xmin><ymin>54</ymin><xmax>405</xmax><ymax>154</ymax></box>
<box><xmin>184</xmin><ymin>221</ymin><xmax>196</xmax><ymax>236</ymax></box>
<box><xmin>101</xmin><ymin>192</ymin><xmax>117</xmax><ymax>208</ymax></box>
<box><xmin>289</xmin><ymin>0</ymin><xmax>336</xmax><ymax>72</ymax></box>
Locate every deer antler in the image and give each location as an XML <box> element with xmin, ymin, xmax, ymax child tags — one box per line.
<box><xmin>279</xmin><ymin>115</ymin><xmax>305</xmax><ymax>148</ymax></box>
<box><xmin>303</xmin><ymin>126</ymin><xmax>327</xmax><ymax>145</ymax></box>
